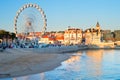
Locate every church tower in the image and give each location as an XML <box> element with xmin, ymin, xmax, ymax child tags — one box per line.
<box><xmin>96</xmin><ymin>22</ymin><xmax>100</xmax><ymax>32</ymax></box>
<box><xmin>96</xmin><ymin>22</ymin><xmax>100</xmax><ymax>30</ymax></box>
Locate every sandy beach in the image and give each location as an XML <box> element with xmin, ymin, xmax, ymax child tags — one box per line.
<box><xmin>0</xmin><ymin>48</ymin><xmax>69</xmax><ymax>78</ymax></box>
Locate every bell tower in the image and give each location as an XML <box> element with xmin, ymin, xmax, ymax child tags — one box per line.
<box><xmin>96</xmin><ymin>22</ymin><xmax>100</xmax><ymax>29</ymax></box>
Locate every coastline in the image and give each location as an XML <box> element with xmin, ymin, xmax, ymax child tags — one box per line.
<box><xmin>0</xmin><ymin>45</ymin><xmax>119</xmax><ymax>78</ymax></box>
<box><xmin>0</xmin><ymin>48</ymin><xmax>69</xmax><ymax>78</ymax></box>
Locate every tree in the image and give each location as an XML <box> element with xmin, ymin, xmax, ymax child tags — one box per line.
<box><xmin>0</xmin><ymin>30</ymin><xmax>6</xmax><ymax>39</ymax></box>
<box><xmin>57</xmin><ymin>31</ymin><xmax>64</xmax><ymax>33</ymax></box>
<box><xmin>0</xmin><ymin>30</ymin><xmax>16</xmax><ymax>40</ymax></box>
<box><xmin>10</xmin><ymin>33</ymin><xmax>16</xmax><ymax>41</ymax></box>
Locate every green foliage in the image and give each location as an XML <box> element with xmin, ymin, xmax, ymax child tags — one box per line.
<box><xmin>57</xmin><ymin>31</ymin><xmax>64</xmax><ymax>33</ymax></box>
<box><xmin>0</xmin><ymin>30</ymin><xmax>16</xmax><ymax>40</ymax></box>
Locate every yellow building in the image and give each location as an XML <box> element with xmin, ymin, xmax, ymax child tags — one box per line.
<box><xmin>85</xmin><ymin>22</ymin><xmax>101</xmax><ymax>45</ymax></box>
<box><xmin>64</xmin><ymin>28</ymin><xmax>83</xmax><ymax>45</ymax></box>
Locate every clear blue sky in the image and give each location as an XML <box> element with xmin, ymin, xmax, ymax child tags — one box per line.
<box><xmin>0</xmin><ymin>0</ymin><xmax>120</xmax><ymax>32</ymax></box>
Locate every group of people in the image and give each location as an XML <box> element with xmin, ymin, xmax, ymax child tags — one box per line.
<box><xmin>0</xmin><ymin>42</ymin><xmax>7</xmax><ymax>52</ymax></box>
<box><xmin>0</xmin><ymin>41</ymin><xmax>39</xmax><ymax>49</ymax></box>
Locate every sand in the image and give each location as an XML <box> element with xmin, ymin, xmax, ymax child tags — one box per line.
<box><xmin>0</xmin><ymin>48</ymin><xmax>69</xmax><ymax>78</ymax></box>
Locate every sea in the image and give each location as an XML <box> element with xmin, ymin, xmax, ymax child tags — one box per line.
<box><xmin>1</xmin><ymin>49</ymin><xmax>120</xmax><ymax>80</ymax></box>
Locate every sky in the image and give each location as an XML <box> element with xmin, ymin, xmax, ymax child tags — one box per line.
<box><xmin>0</xmin><ymin>0</ymin><xmax>120</xmax><ymax>32</ymax></box>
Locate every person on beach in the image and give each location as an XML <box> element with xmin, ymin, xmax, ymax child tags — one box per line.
<box><xmin>0</xmin><ymin>42</ymin><xmax>7</xmax><ymax>52</ymax></box>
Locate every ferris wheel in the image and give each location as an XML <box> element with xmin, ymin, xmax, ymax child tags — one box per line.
<box><xmin>14</xmin><ymin>3</ymin><xmax>47</xmax><ymax>37</ymax></box>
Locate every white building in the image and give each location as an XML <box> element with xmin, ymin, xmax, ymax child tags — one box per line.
<box><xmin>64</xmin><ymin>28</ymin><xmax>83</xmax><ymax>45</ymax></box>
<box><xmin>39</xmin><ymin>35</ymin><xmax>55</xmax><ymax>44</ymax></box>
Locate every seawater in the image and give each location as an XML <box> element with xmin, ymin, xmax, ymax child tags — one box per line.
<box><xmin>1</xmin><ymin>50</ymin><xmax>120</xmax><ymax>80</ymax></box>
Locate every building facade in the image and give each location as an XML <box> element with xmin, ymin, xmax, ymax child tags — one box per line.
<box><xmin>114</xmin><ymin>30</ymin><xmax>120</xmax><ymax>41</ymax></box>
<box><xmin>84</xmin><ymin>22</ymin><xmax>102</xmax><ymax>45</ymax></box>
<box><xmin>64</xmin><ymin>28</ymin><xmax>83</xmax><ymax>45</ymax></box>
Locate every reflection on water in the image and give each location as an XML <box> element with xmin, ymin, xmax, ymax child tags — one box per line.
<box><xmin>1</xmin><ymin>50</ymin><xmax>120</xmax><ymax>80</ymax></box>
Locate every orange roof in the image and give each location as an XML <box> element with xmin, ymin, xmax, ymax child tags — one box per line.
<box><xmin>56</xmin><ymin>35</ymin><xmax>64</xmax><ymax>40</ymax></box>
<box><xmin>49</xmin><ymin>37</ymin><xmax>56</xmax><ymax>41</ymax></box>
<box><xmin>42</xmin><ymin>35</ymin><xmax>49</xmax><ymax>38</ymax></box>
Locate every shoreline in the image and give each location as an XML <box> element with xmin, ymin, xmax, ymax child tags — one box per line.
<box><xmin>0</xmin><ymin>49</ymin><xmax>69</xmax><ymax>78</ymax></box>
<box><xmin>0</xmin><ymin>46</ymin><xmax>119</xmax><ymax>78</ymax></box>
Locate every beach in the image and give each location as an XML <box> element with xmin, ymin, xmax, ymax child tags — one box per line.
<box><xmin>0</xmin><ymin>48</ymin><xmax>69</xmax><ymax>78</ymax></box>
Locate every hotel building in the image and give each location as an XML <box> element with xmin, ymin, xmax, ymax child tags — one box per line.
<box><xmin>64</xmin><ymin>28</ymin><xmax>83</xmax><ymax>45</ymax></box>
